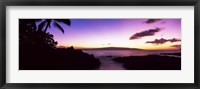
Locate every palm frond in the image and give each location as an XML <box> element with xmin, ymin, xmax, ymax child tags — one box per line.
<box><xmin>54</xmin><ymin>19</ymin><xmax>71</xmax><ymax>26</ymax></box>
<box><xmin>54</xmin><ymin>22</ymin><xmax>65</xmax><ymax>34</ymax></box>
<box><xmin>47</xmin><ymin>22</ymin><xmax>51</xmax><ymax>28</ymax></box>
<box><xmin>45</xmin><ymin>19</ymin><xmax>52</xmax><ymax>28</ymax></box>
<box><xmin>38</xmin><ymin>21</ymin><xmax>46</xmax><ymax>31</ymax></box>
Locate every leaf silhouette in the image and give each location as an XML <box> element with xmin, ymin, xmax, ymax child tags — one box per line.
<box><xmin>37</xmin><ymin>19</ymin><xmax>71</xmax><ymax>34</ymax></box>
<box><xmin>38</xmin><ymin>21</ymin><xmax>46</xmax><ymax>31</ymax></box>
<box><xmin>54</xmin><ymin>22</ymin><xmax>65</xmax><ymax>34</ymax></box>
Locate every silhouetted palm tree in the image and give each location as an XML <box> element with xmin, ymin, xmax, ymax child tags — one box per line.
<box><xmin>38</xmin><ymin>19</ymin><xmax>71</xmax><ymax>34</ymax></box>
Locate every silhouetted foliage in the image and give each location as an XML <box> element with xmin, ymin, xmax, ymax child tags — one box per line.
<box><xmin>113</xmin><ymin>55</ymin><xmax>181</xmax><ymax>70</ymax></box>
<box><xmin>37</xmin><ymin>19</ymin><xmax>71</xmax><ymax>33</ymax></box>
<box><xmin>19</xmin><ymin>19</ymin><xmax>100</xmax><ymax>70</ymax></box>
<box><xmin>19</xmin><ymin>19</ymin><xmax>41</xmax><ymax>32</ymax></box>
<box><xmin>19</xmin><ymin>19</ymin><xmax>57</xmax><ymax>49</ymax></box>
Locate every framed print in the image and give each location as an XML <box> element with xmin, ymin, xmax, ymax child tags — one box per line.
<box><xmin>0</xmin><ymin>0</ymin><xmax>200</xmax><ymax>89</ymax></box>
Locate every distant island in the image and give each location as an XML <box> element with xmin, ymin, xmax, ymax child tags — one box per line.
<box><xmin>78</xmin><ymin>47</ymin><xmax>143</xmax><ymax>50</ymax></box>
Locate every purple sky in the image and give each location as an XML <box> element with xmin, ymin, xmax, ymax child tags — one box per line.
<box><xmin>43</xmin><ymin>19</ymin><xmax>181</xmax><ymax>50</ymax></box>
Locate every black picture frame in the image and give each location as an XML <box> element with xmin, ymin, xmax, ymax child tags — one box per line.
<box><xmin>0</xmin><ymin>0</ymin><xmax>199</xmax><ymax>89</ymax></box>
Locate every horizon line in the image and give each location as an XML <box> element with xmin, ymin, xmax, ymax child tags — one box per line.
<box><xmin>56</xmin><ymin>46</ymin><xmax>180</xmax><ymax>51</ymax></box>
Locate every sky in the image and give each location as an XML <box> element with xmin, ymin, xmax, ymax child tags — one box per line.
<box><xmin>42</xmin><ymin>19</ymin><xmax>181</xmax><ymax>50</ymax></box>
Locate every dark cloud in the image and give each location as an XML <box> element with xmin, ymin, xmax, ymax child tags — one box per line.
<box><xmin>146</xmin><ymin>38</ymin><xmax>181</xmax><ymax>45</ymax></box>
<box><xmin>168</xmin><ymin>38</ymin><xmax>181</xmax><ymax>42</ymax></box>
<box><xmin>146</xmin><ymin>38</ymin><xmax>168</xmax><ymax>44</ymax></box>
<box><xmin>171</xmin><ymin>45</ymin><xmax>181</xmax><ymax>48</ymax></box>
<box><xmin>129</xmin><ymin>27</ymin><xmax>161</xmax><ymax>40</ymax></box>
<box><xmin>144</xmin><ymin>19</ymin><xmax>162</xmax><ymax>24</ymax></box>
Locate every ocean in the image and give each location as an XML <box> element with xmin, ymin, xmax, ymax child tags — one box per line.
<box><xmin>82</xmin><ymin>49</ymin><xmax>180</xmax><ymax>70</ymax></box>
<box><xmin>83</xmin><ymin>49</ymin><xmax>180</xmax><ymax>57</ymax></box>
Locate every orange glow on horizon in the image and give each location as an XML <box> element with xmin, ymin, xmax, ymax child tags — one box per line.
<box><xmin>56</xmin><ymin>43</ymin><xmax>180</xmax><ymax>50</ymax></box>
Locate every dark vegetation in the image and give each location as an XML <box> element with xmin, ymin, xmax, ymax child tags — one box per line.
<box><xmin>19</xmin><ymin>19</ymin><xmax>100</xmax><ymax>70</ymax></box>
<box><xmin>112</xmin><ymin>55</ymin><xmax>181</xmax><ymax>70</ymax></box>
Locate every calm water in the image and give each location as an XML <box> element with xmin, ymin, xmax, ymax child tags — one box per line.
<box><xmin>97</xmin><ymin>56</ymin><xmax>126</xmax><ymax>70</ymax></box>
<box><xmin>82</xmin><ymin>50</ymin><xmax>180</xmax><ymax>70</ymax></box>
<box><xmin>83</xmin><ymin>49</ymin><xmax>180</xmax><ymax>57</ymax></box>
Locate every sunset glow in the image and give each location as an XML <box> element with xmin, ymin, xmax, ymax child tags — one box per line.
<box><xmin>44</xmin><ymin>19</ymin><xmax>181</xmax><ymax>50</ymax></box>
